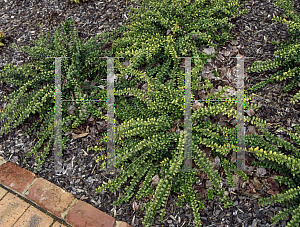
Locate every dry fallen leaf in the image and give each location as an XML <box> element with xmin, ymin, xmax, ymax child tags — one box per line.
<box><xmin>231</xmin><ymin>151</ymin><xmax>237</xmax><ymax>163</ymax></box>
<box><xmin>72</xmin><ymin>132</ymin><xmax>89</xmax><ymax>139</ymax></box>
<box><xmin>194</xmin><ymin>185</ymin><xmax>208</xmax><ymax>200</ymax></box>
<box><xmin>246</xmin><ymin>125</ymin><xmax>258</xmax><ymax>135</ymax></box>
<box><xmin>232</xmin><ymin>174</ymin><xmax>240</xmax><ymax>190</ymax></box>
<box><xmin>144</xmin><ymin>194</ymin><xmax>153</xmax><ymax>202</ymax></box>
<box><xmin>80</xmin><ymin>195</ymin><xmax>88</xmax><ymax>200</ymax></box>
<box><xmin>206</xmin><ymin>180</ymin><xmax>213</xmax><ymax>189</ymax></box>
<box><xmin>196</xmin><ymin>171</ymin><xmax>208</xmax><ymax>182</ymax></box>
<box><xmin>242</xmin><ymin>181</ymin><xmax>247</xmax><ymax>189</ymax></box>
<box><xmin>132</xmin><ymin>201</ymin><xmax>139</xmax><ymax>211</ymax></box>
<box><xmin>151</xmin><ymin>174</ymin><xmax>160</xmax><ymax>186</ymax></box>
<box><xmin>214</xmin><ymin>156</ymin><xmax>221</xmax><ymax>167</ymax></box>
<box><xmin>267</xmin><ymin>189</ymin><xmax>275</xmax><ymax>196</ymax></box>
<box><xmin>242</xmin><ymin>189</ymin><xmax>252</xmax><ymax>197</ymax></box>
<box><xmin>250</xmin><ymin>177</ymin><xmax>263</xmax><ymax>191</ymax></box>
<box><xmin>267</xmin><ymin>177</ymin><xmax>280</xmax><ymax>191</ymax></box>
<box><xmin>249</xmin><ymin>185</ymin><xmax>257</xmax><ymax>194</ymax></box>
<box><xmin>256</xmin><ymin>167</ymin><xmax>267</xmax><ymax>177</ymax></box>
<box><xmin>244</xmin><ymin>108</ymin><xmax>255</xmax><ymax>117</ymax></box>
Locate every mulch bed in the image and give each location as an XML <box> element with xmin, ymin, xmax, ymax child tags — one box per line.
<box><xmin>1</xmin><ymin>0</ymin><xmax>300</xmax><ymax>226</ymax></box>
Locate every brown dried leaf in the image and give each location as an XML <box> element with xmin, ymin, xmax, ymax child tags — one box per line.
<box><xmin>72</xmin><ymin>132</ymin><xmax>89</xmax><ymax>139</ymax></box>
<box><xmin>132</xmin><ymin>201</ymin><xmax>139</xmax><ymax>211</ymax></box>
<box><xmin>151</xmin><ymin>174</ymin><xmax>160</xmax><ymax>186</ymax></box>
<box><xmin>232</xmin><ymin>174</ymin><xmax>240</xmax><ymax>188</ymax></box>
<box><xmin>231</xmin><ymin>151</ymin><xmax>237</xmax><ymax>163</ymax></box>
<box><xmin>246</xmin><ymin>125</ymin><xmax>259</xmax><ymax>136</ymax></box>
<box><xmin>194</xmin><ymin>185</ymin><xmax>208</xmax><ymax>200</ymax></box>
<box><xmin>80</xmin><ymin>195</ymin><xmax>89</xmax><ymax>200</ymax></box>
<box><xmin>250</xmin><ymin>177</ymin><xmax>263</xmax><ymax>191</ymax></box>
<box><xmin>196</xmin><ymin>171</ymin><xmax>207</xmax><ymax>182</ymax></box>
<box><xmin>255</xmin><ymin>167</ymin><xmax>267</xmax><ymax>177</ymax></box>
<box><xmin>144</xmin><ymin>194</ymin><xmax>153</xmax><ymax>202</ymax></box>
<box><xmin>244</xmin><ymin>108</ymin><xmax>255</xmax><ymax>117</ymax></box>
<box><xmin>249</xmin><ymin>183</ymin><xmax>257</xmax><ymax>194</ymax></box>
<box><xmin>267</xmin><ymin>189</ymin><xmax>275</xmax><ymax>196</ymax></box>
<box><xmin>267</xmin><ymin>177</ymin><xmax>280</xmax><ymax>191</ymax></box>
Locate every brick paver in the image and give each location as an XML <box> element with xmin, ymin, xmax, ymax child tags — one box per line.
<box><xmin>115</xmin><ymin>221</ymin><xmax>132</xmax><ymax>227</ymax></box>
<box><xmin>64</xmin><ymin>199</ymin><xmax>116</xmax><ymax>227</ymax></box>
<box><xmin>0</xmin><ymin>193</ymin><xmax>29</xmax><ymax>227</ymax></box>
<box><xmin>0</xmin><ymin>157</ymin><xmax>133</xmax><ymax>227</ymax></box>
<box><xmin>52</xmin><ymin>221</ymin><xmax>69</xmax><ymax>227</ymax></box>
<box><xmin>0</xmin><ymin>162</ymin><xmax>37</xmax><ymax>194</ymax></box>
<box><xmin>25</xmin><ymin>178</ymin><xmax>75</xmax><ymax>218</ymax></box>
<box><xmin>0</xmin><ymin>186</ymin><xmax>7</xmax><ymax>199</ymax></box>
<box><xmin>12</xmin><ymin>205</ymin><xmax>54</xmax><ymax>227</ymax></box>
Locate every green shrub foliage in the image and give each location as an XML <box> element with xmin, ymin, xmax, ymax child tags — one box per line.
<box><xmin>243</xmin><ymin>1</ymin><xmax>300</xmax><ymax>225</ymax></box>
<box><xmin>245</xmin><ymin>0</ymin><xmax>300</xmax><ymax>105</ymax></box>
<box><xmin>0</xmin><ymin>0</ymin><xmax>299</xmax><ymax>226</ymax></box>
<box><xmin>0</xmin><ymin>18</ymin><xmax>130</xmax><ymax>171</ymax></box>
<box><xmin>0</xmin><ymin>29</ymin><xmax>7</xmax><ymax>48</ymax></box>
<box><xmin>69</xmin><ymin>0</ymin><xmax>88</xmax><ymax>4</ymax></box>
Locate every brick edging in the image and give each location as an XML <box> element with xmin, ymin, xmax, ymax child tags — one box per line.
<box><xmin>0</xmin><ymin>156</ymin><xmax>132</xmax><ymax>227</ymax></box>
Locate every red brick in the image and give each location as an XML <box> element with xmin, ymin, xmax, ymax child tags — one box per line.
<box><xmin>25</xmin><ymin>178</ymin><xmax>75</xmax><ymax>218</ymax></box>
<box><xmin>0</xmin><ymin>162</ymin><xmax>37</xmax><ymax>194</ymax></box>
<box><xmin>65</xmin><ymin>199</ymin><xmax>116</xmax><ymax>227</ymax></box>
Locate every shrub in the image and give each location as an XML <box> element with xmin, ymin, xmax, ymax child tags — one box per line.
<box><xmin>69</xmin><ymin>0</ymin><xmax>88</xmax><ymax>4</ymax></box>
<box><xmin>0</xmin><ymin>29</ymin><xmax>7</xmax><ymax>48</ymax></box>
<box><xmin>244</xmin><ymin>1</ymin><xmax>300</xmax><ymax>226</ymax></box>
<box><xmin>0</xmin><ymin>0</ymin><xmax>299</xmax><ymax>226</ymax></box>
<box><xmin>0</xmin><ymin>18</ymin><xmax>129</xmax><ymax>172</ymax></box>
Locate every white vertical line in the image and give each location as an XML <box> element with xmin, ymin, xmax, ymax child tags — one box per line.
<box><xmin>230</xmin><ymin>56</ymin><xmax>255</xmax><ymax>172</ymax></box>
<box><xmin>184</xmin><ymin>57</ymin><xmax>193</xmax><ymax>172</ymax></box>
<box><xmin>47</xmin><ymin>57</ymin><xmax>69</xmax><ymax>174</ymax></box>
<box><xmin>106</xmin><ymin>57</ymin><xmax>116</xmax><ymax>172</ymax></box>
<box><xmin>236</xmin><ymin>57</ymin><xmax>245</xmax><ymax>171</ymax></box>
<box><xmin>51</xmin><ymin>56</ymin><xmax>122</xmax><ymax>175</ymax></box>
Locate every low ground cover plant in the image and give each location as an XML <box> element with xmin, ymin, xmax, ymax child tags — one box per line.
<box><xmin>70</xmin><ymin>0</ymin><xmax>88</xmax><ymax>4</ymax></box>
<box><xmin>0</xmin><ymin>29</ymin><xmax>7</xmax><ymax>48</ymax></box>
<box><xmin>0</xmin><ymin>0</ymin><xmax>299</xmax><ymax>226</ymax></box>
